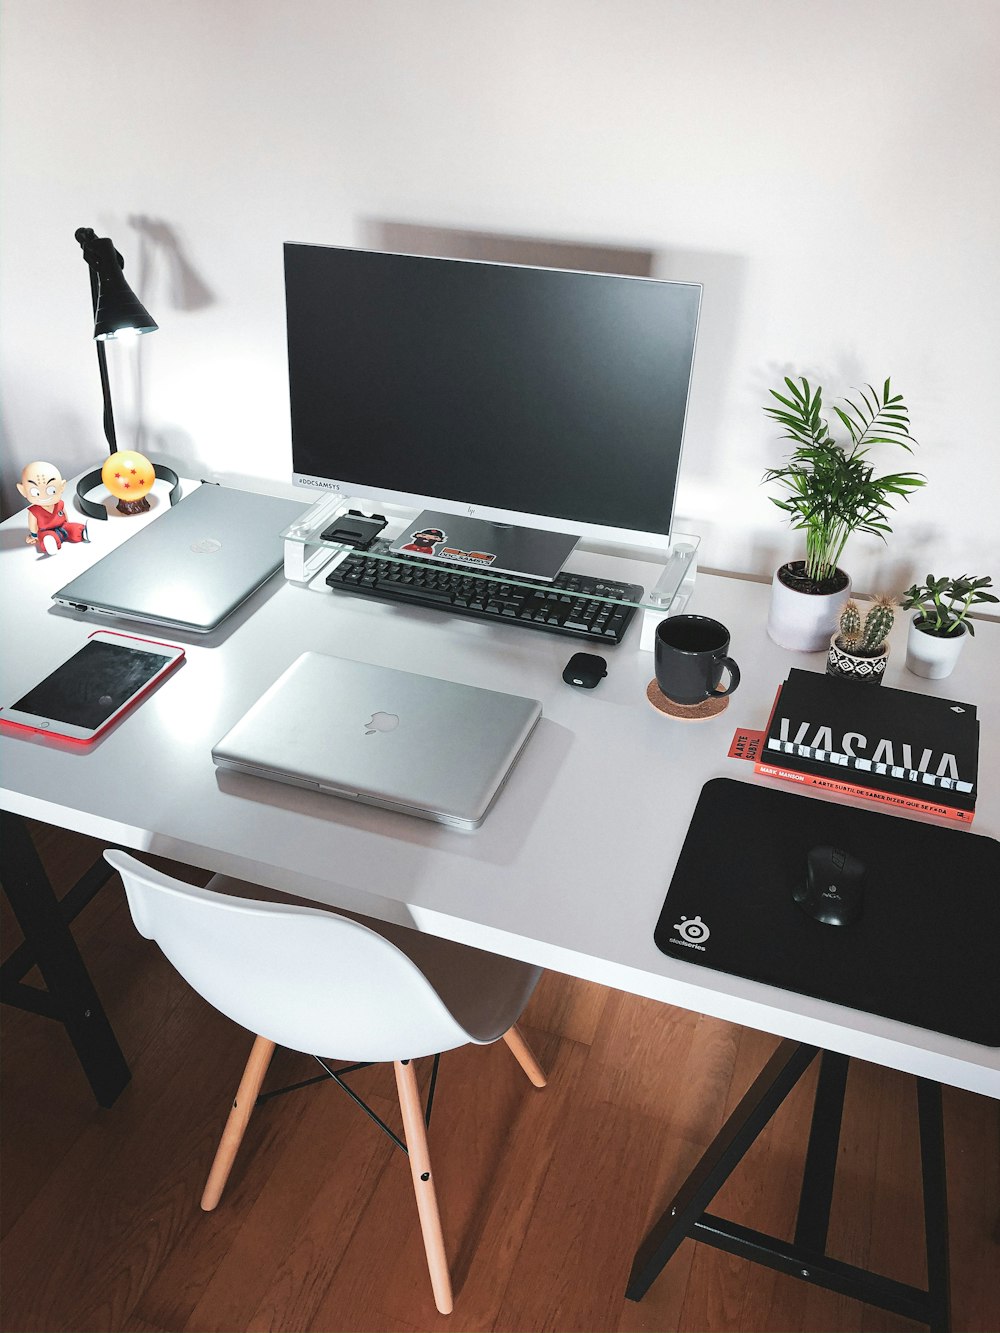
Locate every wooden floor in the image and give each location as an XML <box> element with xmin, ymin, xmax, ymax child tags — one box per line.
<box><xmin>2</xmin><ymin>825</ymin><xmax>998</xmax><ymax>1333</ymax></box>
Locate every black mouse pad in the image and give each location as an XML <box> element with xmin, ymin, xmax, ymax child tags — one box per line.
<box><xmin>655</xmin><ymin>778</ymin><xmax>1000</xmax><ymax>1046</ymax></box>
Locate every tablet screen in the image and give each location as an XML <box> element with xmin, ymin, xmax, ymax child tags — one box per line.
<box><xmin>14</xmin><ymin>639</ymin><xmax>171</xmax><ymax>730</ymax></box>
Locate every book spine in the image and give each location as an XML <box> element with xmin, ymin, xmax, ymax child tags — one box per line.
<box><xmin>762</xmin><ymin>742</ymin><xmax>976</xmax><ymax>812</ymax></box>
<box><xmin>764</xmin><ymin>738</ymin><xmax>975</xmax><ymax>794</ymax></box>
<box><xmin>753</xmin><ymin>761</ymin><xmax>975</xmax><ymax>824</ymax></box>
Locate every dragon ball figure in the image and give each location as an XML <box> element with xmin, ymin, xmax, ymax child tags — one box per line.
<box><xmin>17</xmin><ymin>461</ymin><xmax>89</xmax><ymax>553</ymax></box>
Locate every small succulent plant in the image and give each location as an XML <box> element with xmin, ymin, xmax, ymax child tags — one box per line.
<box><xmin>902</xmin><ymin>574</ymin><xmax>997</xmax><ymax>637</ymax></box>
<box><xmin>834</xmin><ymin>596</ymin><xmax>895</xmax><ymax>657</ymax></box>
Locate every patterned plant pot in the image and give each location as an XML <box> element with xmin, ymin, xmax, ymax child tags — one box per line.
<box><xmin>826</xmin><ymin>638</ymin><xmax>889</xmax><ymax>684</ymax></box>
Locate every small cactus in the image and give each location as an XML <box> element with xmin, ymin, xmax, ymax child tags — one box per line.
<box><xmin>859</xmin><ymin>595</ymin><xmax>895</xmax><ymax>655</ymax></box>
<box><xmin>837</xmin><ymin>600</ymin><xmax>862</xmax><ymax>642</ymax></box>
<box><xmin>834</xmin><ymin>595</ymin><xmax>895</xmax><ymax>658</ymax></box>
<box><xmin>835</xmin><ymin>600</ymin><xmax>862</xmax><ymax>651</ymax></box>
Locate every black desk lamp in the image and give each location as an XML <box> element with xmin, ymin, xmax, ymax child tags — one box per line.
<box><xmin>73</xmin><ymin>227</ymin><xmax>180</xmax><ymax>519</ymax></box>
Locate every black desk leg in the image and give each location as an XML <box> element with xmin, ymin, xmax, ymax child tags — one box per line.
<box><xmin>0</xmin><ymin>812</ymin><xmax>130</xmax><ymax>1108</ymax></box>
<box><xmin>794</xmin><ymin>1049</ymin><xmax>849</xmax><ymax>1253</ymax></box>
<box><xmin>626</xmin><ymin>1038</ymin><xmax>819</xmax><ymax>1301</ymax></box>
<box><xmin>627</xmin><ymin>1038</ymin><xmax>952</xmax><ymax>1331</ymax></box>
<box><xmin>917</xmin><ymin>1078</ymin><xmax>951</xmax><ymax>1333</ymax></box>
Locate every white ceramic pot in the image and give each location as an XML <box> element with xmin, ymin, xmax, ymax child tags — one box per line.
<box><xmin>905</xmin><ymin>616</ymin><xmax>967</xmax><ymax>679</ymax></box>
<box><xmin>767</xmin><ymin>567</ymin><xmax>851</xmax><ymax>653</ymax></box>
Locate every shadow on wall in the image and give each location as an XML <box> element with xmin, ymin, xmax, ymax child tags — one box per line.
<box><xmin>0</xmin><ymin>402</ymin><xmax>14</xmax><ymax>521</ymax></box>
<box><xmin>136</xmin><ymin>425</ymin><xmax>200</xmax><ymax>486</ymax></box>
<box><xmin>0</xmin><ymin>405</ymin><xmax>96</xmax><ymax>524</ymax></box>
<box><xmin>129</xmin><ymin>215</ymin><xmax>215</xmax><ymax>313</ymax></box>
<box><xmin>850</xmin><ymin>528</ymin><xmax>942</xmax><ymax>602</ymax></box>
<box><xmin>127</xmin><ymin>216</ymin><xmax>216</xmax><ymax>456</ymax></box>
<box><xmin>649</xmin><ymin>245</ymin><xmax>747</xmax><ymax>484</ymax></box>
<box><xmin>361</xmin><ymin>220</ymin><xmax>746</xmax><ymax>486</ymax></box>
<box><xmin>751</xmin><ymin>355</ymin><xmax>929</xmax><ymax>498</ymax></box>
<box><xmin>363</xmin><ymin>218</ymin><xmax>657</xmax><ymax>276</ymax></box>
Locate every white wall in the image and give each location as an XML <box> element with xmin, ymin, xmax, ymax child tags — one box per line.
<box><xmin>2</xmin><ymin>0</ymin><xmax>998</xmax><ymax>595</ymax></box>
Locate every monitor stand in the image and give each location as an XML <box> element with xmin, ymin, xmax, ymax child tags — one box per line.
<box><xmin>638</xmin><ymin>541</ymin><xmax>699</xmax><ymax>650</ymax></box>
<box><xmin>389</xmin><ymin>510</ymin><xmax>578</xmax><ymax>582</ymax></box>
<box><xmin>282</xmin><ymin>491</ymin><xmax>701</xmax><ymax>633</ymax></box>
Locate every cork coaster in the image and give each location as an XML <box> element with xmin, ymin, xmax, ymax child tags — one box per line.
<box><xmin>646</xmin><ymin>679</ymin><xmax>731</xmax><ymax>721</ymax></box>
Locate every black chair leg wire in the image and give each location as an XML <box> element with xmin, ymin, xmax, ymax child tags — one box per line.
<box><xmin>256</xmin><ymin>1051</ymin><xmax>443</xmax><ymax>1156</ymax></box>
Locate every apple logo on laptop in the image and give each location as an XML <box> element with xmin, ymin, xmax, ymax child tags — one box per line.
<box><xmin>365</xmin><ymin>711</ymin><xmax>399</xmax><ymax>736</ymax></box>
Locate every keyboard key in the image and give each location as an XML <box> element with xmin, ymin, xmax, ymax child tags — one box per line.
<box><xmin>382</xmin><ymin>581</ymin><xmax>452</xmax><ymax>604</ymax></box>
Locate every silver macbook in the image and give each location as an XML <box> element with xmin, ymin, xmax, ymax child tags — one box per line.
<box><xmin>52</xmin><ymin>484</ymin><xmax>307</xmax><ymax>633</ymax></box>
<box><xmin>212</xmin><ymin>653</ymin><xmax>542</xmax><ymax>829</ymax></box>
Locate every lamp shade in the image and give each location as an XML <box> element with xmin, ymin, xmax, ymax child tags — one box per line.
<box><xmin>75</xmin><ymin>228</ymin><xmax>158</xmax><ymax>340</ymax></box>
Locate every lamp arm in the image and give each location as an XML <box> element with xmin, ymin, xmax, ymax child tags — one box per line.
<box><xmin>91</xmin><ymin>272</ymin><xmax>119</xmax><ymax>455</ymax></box>
<box><xmin>77</xmin><ymin>227</ymin><xmax>124</xmax><ymax>456</ymax></box>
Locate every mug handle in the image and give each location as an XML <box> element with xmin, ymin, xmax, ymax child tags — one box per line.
<box><xmin>714</xmin><ymin>657</ymin><xmax>741</xmax><ymax>697</ymax></box>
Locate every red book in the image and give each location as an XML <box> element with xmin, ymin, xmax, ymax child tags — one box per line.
<box><xmin>753</xmin><ymin>758</ymin><xmax>974</xmax><ymax>823</ymax></box>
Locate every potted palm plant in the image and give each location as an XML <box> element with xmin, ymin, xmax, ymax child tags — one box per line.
<box><xmin>762</xmin><ymin>376</ymin><xmax>924</xmax><ymax>651</ymax></box>
<box><xmin>901</xmin><ymin>574</ymin><xmax>997</xmax><ymax>678</ymax></box>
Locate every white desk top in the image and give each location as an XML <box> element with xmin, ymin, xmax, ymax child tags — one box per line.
<box><xmin>2</xmin><ymin>481</ymin><xmax>998</xmax><ymax>1097</ymax></box>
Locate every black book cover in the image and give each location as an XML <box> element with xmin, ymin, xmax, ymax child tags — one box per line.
<box><xmin>760</xmin><ymin>669</ymin><xmax>979</xmax><ymax>814</ymax></box>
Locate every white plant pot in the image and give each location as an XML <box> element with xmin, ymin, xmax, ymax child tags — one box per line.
<box><xmin>766</xmin><ymin>567</ymin><xmax>851</xmax><ymax>653</ymax></box>
<box><xmin>905</xmin><ymin>616</ymin><xmax>967</xmax><ymax>679</ymax></box>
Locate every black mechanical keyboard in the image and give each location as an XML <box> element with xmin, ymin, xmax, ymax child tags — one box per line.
<box><xmin>325</xmin><ymin>541</ymin><xmax>644</xmax><ymax>644</ymax></box>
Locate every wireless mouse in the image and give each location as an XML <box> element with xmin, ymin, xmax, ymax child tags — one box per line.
<box><xmin>794</xmin><ymin>845</ymin><xmax>866</xmax><ymax>927</ymax></box>
<box><xmin>562</xmin><ymin>652</ymin><xmax>607</xmax><ymax>689</ymax></box>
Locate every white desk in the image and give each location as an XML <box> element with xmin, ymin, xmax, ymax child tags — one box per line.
<box><xmin>1</xmin><ymin>480</ymin><xmax>998</xmax><ymax>1100</ymax></box>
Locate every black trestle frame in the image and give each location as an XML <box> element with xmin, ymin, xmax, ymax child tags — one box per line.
<box><xmin>626</xmin><ymin>1039</ymin><xmax>951</xmax><ymax>1332</ymax></box>
<box><xmin>0</xmin><ymin>812</ymin><xmax>130</xmax><ymax>1108</ymax></box>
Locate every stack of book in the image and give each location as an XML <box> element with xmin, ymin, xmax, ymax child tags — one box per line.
<box><xmin>754</xmin><ymin>668</ymin><xmax>979</xmax><ymax>824</ymax></box>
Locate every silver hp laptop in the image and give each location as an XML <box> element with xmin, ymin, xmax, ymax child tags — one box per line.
<box><xmin>52</xmin><ymin>484</ymin><xmax>307</xmax><ymax>633</ymax></box>
<box><xmin>212</xmin><ymin>653</ymin><xmax>542</xmax><ymax>829</ymax></box>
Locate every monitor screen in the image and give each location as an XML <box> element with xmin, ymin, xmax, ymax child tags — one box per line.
<box><xmin>284</xmin><ymin>244</ymin><xmax>701</xmax><ymax>551</ymax></box>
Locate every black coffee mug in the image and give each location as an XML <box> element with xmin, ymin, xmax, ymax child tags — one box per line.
<box><xmin>655</xmin><ymin>615</ymin><xmax>741</xmax><ymax>705</ymax></box>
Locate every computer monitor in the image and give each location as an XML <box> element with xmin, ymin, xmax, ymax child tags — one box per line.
<box><xmin>284</xmin><ymin>243</ymin><xmax>701</xmax><ymax>553</ymax></box>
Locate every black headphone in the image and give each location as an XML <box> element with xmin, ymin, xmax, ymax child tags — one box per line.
<box><xmin>75</xmin><ymin>462</ymin><xmax>182</xmax><ymax>520</ymax></box>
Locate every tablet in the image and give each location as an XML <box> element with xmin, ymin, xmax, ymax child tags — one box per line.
<box><xmin>0</xmin><ymin>631</ymin><xmax>185</xmax><ymax>744</ymax></box>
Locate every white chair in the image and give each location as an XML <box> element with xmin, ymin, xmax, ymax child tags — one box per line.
<box><xmin>104</xmin><ymin>850</ymin><xmax>546</xmax><ymax>1315</ymax></box>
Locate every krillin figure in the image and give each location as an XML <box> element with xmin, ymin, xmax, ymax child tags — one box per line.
<box><xmin>17</xmin><ymin>461</ymin><xmax>89</xmax><ymax>553</ymax></box>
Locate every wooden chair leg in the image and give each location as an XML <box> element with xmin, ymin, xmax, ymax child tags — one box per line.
<box><xmin>501</xmin><ymin>1023</ymin><xmax>547</xmax><ymax>1088</ymax></box>
<box><xmin>394</xmin><ymin>1058</ymin><xmax>454</xmax><ymax>1315</ymax></box>
<box><xmin>201</xmin><ymin>1034</ymin><xmax>275</xmax><ymax>1211</ymax></box>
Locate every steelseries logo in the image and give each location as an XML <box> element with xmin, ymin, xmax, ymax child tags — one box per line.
<box><xmin>670</xmin><ymin>915</ymin><xmax>711</xmax><ymax>951</ymax></box>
